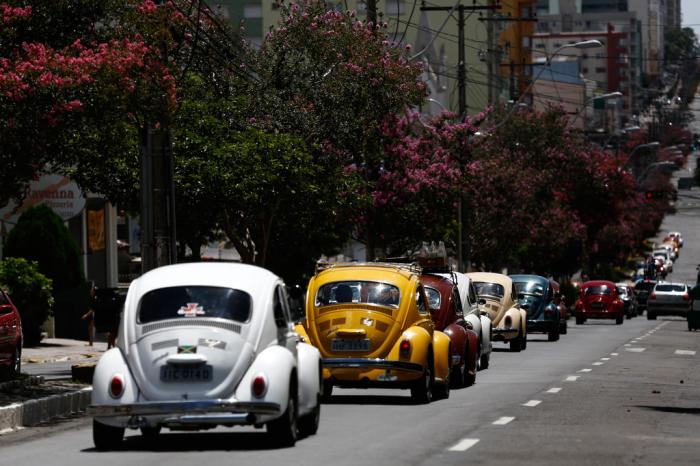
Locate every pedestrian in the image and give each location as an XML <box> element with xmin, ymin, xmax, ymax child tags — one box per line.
<box><xmin>81</xmin><ymin>283</ymin><xmax>97</xmax><ymax>346</ymax></box>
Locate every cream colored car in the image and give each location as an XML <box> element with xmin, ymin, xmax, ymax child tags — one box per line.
<box><xmin>467</xmin><ymin>272</ymin><xmax>527</xmax><ymax>352</ymax></box>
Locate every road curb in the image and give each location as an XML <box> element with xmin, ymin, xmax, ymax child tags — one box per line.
<box><xmin>0</xmin><ymin>387</ymin><xmax>92</xmax><ymax>434</ymax></box>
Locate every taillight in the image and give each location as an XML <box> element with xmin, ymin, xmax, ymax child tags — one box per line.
<box><xmin>683</xmin><ymin>293</ymin><xmax>689</xmax><ymax>301</ymax></box>
<box><xmin>399</xmin><ymin>339</ymin><xmax>411</xmax><ymax>357</ymax></box>
<box><xmin>109</xmin><ymin>374</ymin><xmax>125</xmax><ymax>399</ymax></box>
<box><xmin>252</xmin><ymin>373</ymin><xmax>267</xmax><ymax>398</ymax></box>
<box><xmin>544</xmin><ymin>308</ymin><xmax>554</xmax><ymax>317</ymax></box>
<box><xmin>650</xmin><ymin>292</ymin><xmax>656</xmax><ymax>300</ymax></box>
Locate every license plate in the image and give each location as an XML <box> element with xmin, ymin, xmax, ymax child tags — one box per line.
<box><xmin>331</xmin><ymin>339</ymin><xmax>370</xmax><ymax>352</ymax></box>
<box><xmin>160</xmin><ymin>364</ymin><xmax>213</xmax><ymax>382</ymax></box>
<box><xmin>591</xmin><ymin>302</ymin><xmax>604</xmax><ymax>309</ymax></box>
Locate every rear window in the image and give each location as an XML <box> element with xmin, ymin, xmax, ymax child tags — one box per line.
<box><xmin>514</xmin><ymin>281</ymin><xmax>545</xmax><ymax>296</ymax></box>
<box><xmin>474</xmin><ymin>282</ymin><xmax>505</xmax><ymax>299</ymax></box>
<box><xmin>655</xmin><ymin>284</ymin><xmax>686</xmax><ymax>292</ymax></box>
<box><xmin>138</xmin><ymin>286</ymin><xmax>251</xmax><ymax>324</ymax></box>
<box><xmin>635</xmin><ymin>281</ymin><xmax>656</xmax><ymax>292</ymax></box>
<box><xmin>315</xmin><ymin>281</ymin><xmax>400</xmax><ymax>308</ymax></box>
<box><xmin>584</xmin><ymin>285</ymin><xmax>611</xmax><ymax>296</ymax></box>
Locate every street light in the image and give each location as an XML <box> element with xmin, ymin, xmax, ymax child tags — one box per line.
<box><xmin>570</xmin><ymin>91</ymin><xmax>623</xmax><ymax>129</ymax></box>
<box><xmin>487</xmin><ymin>40</ymin><xmax>603</xmax><ymax>132</ymax></box>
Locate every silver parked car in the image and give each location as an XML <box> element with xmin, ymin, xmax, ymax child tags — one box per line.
<box><xmin>647</xmin><ymin>282</ymin><xmax>690</xmax><ymax>320</ymax></box>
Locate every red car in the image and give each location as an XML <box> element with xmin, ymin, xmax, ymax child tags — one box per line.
<box><xmin>0</xmin><ymin>289</ymin><xmax>22</xmax><ymax>378</ymax></box>
<box><xmin>575</xmin><ymin>280</ymin><xmax>625</xmax><ymax>325</ymax></box>
<box><xmin>421</xmin><ymin>273</ymin><xmax>479</xmax><ymax>387</ymax></box>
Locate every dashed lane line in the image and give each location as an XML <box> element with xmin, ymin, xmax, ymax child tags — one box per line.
<box><xmin>448</xmin><ymin>439</ymin><xmax>480</xmax><ymax>452</ymax></box>
<box><xmin>493</xmin><ymin>417</ymin><xmax>515</xmax><ymax>425</ymax></box>
<box><xmin>626</xmin><ymin>347</ymin><xmax>646</xmax><ymax>352</ymax></box>
<box><xmin>565</xmin><ymin>376</ymin><xmax>580</xmax><ymax>382</ymax></box>
<box><xmin>546</xmin><ymin>387</ymin><xmax>562</xmax><ymax>394</ymax></box>
<box><xmin>611</xmin><ymin>353</ymin><xmax>619</xmax><ymax>356</ymax></box>
<box><xmin>578</xmin><ymin>368</ymin><xmax>592</xmax><ymax>372</ymax></box>
<box><xmin>592</xmin><ymin>362</ymin><xmax>603</xmax><ymax>366</ymax></box>
<box><xmin>675</xmin><ymin>350</ymin><xmax>696</xmax><ymax>356</ymax></box>
<box><xmin>601</xmin><ymin>358</ymin><xmax>610</xmax><ymax>361</ymax></box>
<box><xmin>523</xmin><ymin>400</ymin><xmax>542</xmax><ymax>407</ymax></box>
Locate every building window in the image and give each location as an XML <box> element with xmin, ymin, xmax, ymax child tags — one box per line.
<box><xmin>244</xmin><ymin>4</ymin><xmax>262</xmax><ymax>19</ymax></box>
<box><xmin>385</xmin><ymin>0</ymin><xmax>405</xmax><ymax>16</ymax></box>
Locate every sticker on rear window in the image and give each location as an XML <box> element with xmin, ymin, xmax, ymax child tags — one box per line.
<box><xmin>178</xmin><ymin>303</ymin><xmax>205</xmax><ymax>317</ymax></box>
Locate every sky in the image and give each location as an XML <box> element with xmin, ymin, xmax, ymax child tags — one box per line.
<box><xmin>682</xmin><ymin>0</ymin><xmax>700</xmax><ymax>39</ymax></box>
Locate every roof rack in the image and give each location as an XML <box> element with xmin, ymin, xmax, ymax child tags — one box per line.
<box><xmin>315</xmin><ymin>261</ymin><xmax>422</xmax><ymax>275</ymax></box>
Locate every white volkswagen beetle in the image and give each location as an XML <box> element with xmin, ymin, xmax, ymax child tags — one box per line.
<box><xmin>88</xmin><ymin>262</ymin><xmax>322</xmax><ymax>449</ymax></box>
<box><xmin>439</xmin><ymin>271</ymin><xmax>493</xmax><ymax>369</ymax></box>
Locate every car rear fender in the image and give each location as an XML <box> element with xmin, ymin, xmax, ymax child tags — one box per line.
<box><xmin>389</xmin><ymin>326</ymin><xmax>431</xmax><ymax>368</ymax></box>
<box><xmin>236</xmin><ymin>345</ymin><xmax>295</xmax><ymax>410</ymax></box>
<box><xmin>296</xmin><ymin>342</ymin><xmax>321</xmax><ymax>417</ymax></box>
<box><xmin>91</xmin><ymin>348</ymin><xmax>140</xmax><ymax>425</ymax></box>
<box><xmin>432</xmin><ymin>330</ymin><xmax>452</xmax><ymax>382</ymax></box>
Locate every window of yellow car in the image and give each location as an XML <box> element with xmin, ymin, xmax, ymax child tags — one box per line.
<box><xmin>314</xmin><ymin>281</ymin><xmax>400</xmax><ymax>308</ymax></box>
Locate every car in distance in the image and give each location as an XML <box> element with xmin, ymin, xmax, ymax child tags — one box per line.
<box><xmin>668</xmin><ymin>231</ymin><xmax>683</xmax><ymax>247</ymax></box>
<box><xmin>646</xmin><ymin>282</ymin><xmax>690</xmax><ymax>320</ymax></box>
<box><xmin>634</xmin><ymin>279</ymin><xmax>657</xmax><ymax>313</ymax></box>
<box><xmin>0</xmin><ymin>289</ymin><xmax>22</xmax><ymax>379</ymax></box>
<box><xmin>440</xmin><ymin>271</ymin><xmax>493</xmax><ymax>369</ymax></box>
<box><xmin>575</xmin><ymin>280</ymin><xmax>625</xmax><ymax>325</ymax></box>
<box><xmin>615</xmin><ymin>283</ymin><xmax>639</xmax><ymax>318</ymax></box>
<box><xmin>467</xmin><ymin>272</ymin><xmax>527</xmax><ymax>352</ymax></box>
<box><xmin>89</xmin><ymin>262</ymin><xmax>322</xmax><ymax>450</ymax></box>
<box><xmin>421</xmin><ymin>272</ymin><xmax>479</xmax><ymax>387</ymax></box>
<box><xmin>297</xmin><ymin>262</ymin><xmax>452</xmax><ymax>404</ymax></box>
<box><xmin>510</xmin><ymin>275</ymin><xmax>561</xmax><ymax>341</ymax></box>
<box><xmin>549</xmin><ymin>280</ymin><xmax>569</xmax><ymax>334</ymax></box>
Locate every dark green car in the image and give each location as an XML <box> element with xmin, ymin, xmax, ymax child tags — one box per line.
<box><xmin>510</xmin><ymin>275</ymin><xmax>561</xmax><ymax>342</ymax></box>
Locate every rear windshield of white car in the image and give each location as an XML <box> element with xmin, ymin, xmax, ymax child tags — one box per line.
<box><xmin>655</xmin><ymin>284</ymin><xmax>686</xmax><ymax>292</ymax></box>
<box><xmin>315</xmin><ymin>281</ymin><xmax>400</xmax><ymax>308</ymax></box>
<box><xmin>584</xmin><ymin>285</ymin><xmax>612</xmax><ymax>296</ymax></box>
<box><xmin>473</xmin><ymin>282</ymin><xmax>505</xmax><ymax>299</ymax></box>
<box><xmin>138</xmin><ymin>286</ymin><xmax>252</xmax><ymax>324</ymax></box>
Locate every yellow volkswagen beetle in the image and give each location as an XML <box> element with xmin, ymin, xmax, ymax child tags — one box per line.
<box><xmin>467</xmin><ymin>272</ymin><xmax>528</xmax><ymax>352</ymax></box>
<box><xmin>296</xmin><ymin>262</ymin><xmax>452</xmax><ymax>404</ymax></box>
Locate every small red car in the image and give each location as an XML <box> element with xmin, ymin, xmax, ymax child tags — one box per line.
<box><xmin>0</xmin><ymin>289</ymin><xmax>22</xmax><ymax>378</ymax></box>
<box><xmin>421</xmin><ymin>274</ymin><xmax>479</xmax><ymax>387</ymax></box>
<box><xmin>575</xmin><ymin>280</ymin><xmax>625</xmax><ymax>325</ymax></box>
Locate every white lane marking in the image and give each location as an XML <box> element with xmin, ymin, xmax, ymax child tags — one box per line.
<box><xmin>626</xmin><ymin>347</ymin><xmax>646</xmax><ymax>352</ymax></box>
<box><xmin>546</xmin><ymin>387</ymin><xmax>562</xmax><ymax>394</ymax></box>
<box><xmin>523</xmin><ymin>400</ymin><xmax>542</xmax><ymax>407</ymax></box>
<box><xmin>601</xmin><ymin>358</ymin><xmax>610</xmax><ymax>361</ymax></box>
<box><xmin>493</xmin><ymin>417</ymin><xmax>515</xmax><ymax>425</ymax></box>
<box><xmin>624</xmin><ymin>344</ymin><xmax>632</xmax><ymax>347</ymax></box>
<box><xmin>592</xmin><ymin>362</ymin><xmax>603</xmax><ymax>366</ymax></box>
<box><xmin>675</xmin><ymin>350</ymin><xmax>696</xmax><ymax>355</ymax></box>
<box><xmin>448</xmin><ymin>438</ymin><xmax>480</xmax><ymax>452</ymax></box>
<box><xmin>611</xmin><ymin>353</ymin><xmax>619</xmax><ymax>356</ymax></box>
<box><xmin>579</xmin><ymin>368</ymin><xmax>592</xmax><ymax>372</ymax></box>
<box><xmin>566</xmin><ymin>376</ymin><xmax>580</xmax><ymax>382</ymax></box>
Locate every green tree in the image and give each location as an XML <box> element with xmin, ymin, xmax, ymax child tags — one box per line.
<box><xmin>0</xmin><ymin>257</ymin><xmax>54</xmax><ymax>346</ymax></box>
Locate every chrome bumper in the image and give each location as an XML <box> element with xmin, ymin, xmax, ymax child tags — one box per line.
<box><xmin>322</xmin><ymin>358</ymin><xmax>424</xmax><ymax>374</ymax></box>
<box><xmin>88</xmin><ymin>399</ymin><xmax>280</xmax><ymax>419</ymax></box>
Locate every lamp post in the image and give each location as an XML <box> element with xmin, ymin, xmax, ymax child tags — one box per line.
<box><xmin>570</xmin><ymin>91</ymin><xmax>623</xmax><ymax>129</ymax></box>
<box><xmin>487</xmin><ymin>40</ymin><xmax>603</xmax><ymax>132</ymax></box>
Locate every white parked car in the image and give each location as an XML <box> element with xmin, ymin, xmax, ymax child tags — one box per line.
<box><xmin>439</xmin><ymin>271</ymin><xmax>493</xmax><ymax>369</ymax></box>
<box><xmin>89</xmin><ymin>262</ymin><xmax>322</xmax><ymax>450</ymax></box>
<box><xmin>653</xmin><ymin>249</ymin><xmax>674</xmax><ymax>274</ymax></box>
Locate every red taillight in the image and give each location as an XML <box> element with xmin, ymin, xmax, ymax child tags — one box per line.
<box><xmin>399</xmin><ymin>339</ymin><xmax>411</xmax><ymax>357</ymax></box>
<box><xmin>109</xmin><ymin>374</ymin><xmax>125</xmax><ymax>399</ymax></box>
<box><xmin>252</xmin><ymin>374</ymin><xmax>267</xmax><ymax>398</ymax></box>
<box><xmin>544</xmin><ymin>309</ymin><xmax>554</xmax><ymax>317</ymax></box>
<box><xmin>683</xmin><ymin>293</ymin><xmax>689</xmax><ymax>301</ymax></box>
<box><xmin>650</xmin><ymin>292</ymin><xmax>656</xmax><ymax>300</ymax></box>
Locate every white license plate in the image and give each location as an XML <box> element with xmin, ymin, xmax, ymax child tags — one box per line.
<box><xmin>160</xmin><ymin>365</ymin><xmax>213</xmax><ymax>382</ymax></box>
<box><xmin>331</xmin><ymin>339</ymin><xmax>370</xmax><ymax>352</ymax></box>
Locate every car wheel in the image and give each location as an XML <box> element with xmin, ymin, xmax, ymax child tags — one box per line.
<box><xmin>8</xmin><ymin>345</ymin><xmax>21</xmax><ymax>379</ymax></box>
<box><xmin>321</xmin><ymin>379</ymin><xmax>333</xmax><ymax>402</ymax></box>
<box><xmin>479</xmin><ymin>351</ymin><xmax>490</xmax><ymax>370</ymax></box>
<box><xmin>450</xmin><ymin>361</ymin><xmax>464</xmax><ymax>388</ymax></box>
<box><xmin>436</xmin><ymin>354</ymin><xmax>451</xmax><ymax>399</ymax></box>
<box><xmin>521</xmin><ymin>326</ymin><xmax>527</xmax><ymax>350</ymax></box>
<box><xmin>140</xmin><ymin>425</ymin><xmax>161</xmax><ymax>438</ymax></box>
<box><xmin>411</xmin><ymin>359</ymin><xmax>433</xmax><ymax>404</ymax></box>
<box><xmin>688</xmin><ymin>321</ymin><xmax>693</xmax><ymax>332</ymax></box>
<box><xmin>93</xmin><ymin>419</ymin><xmax>125</xmax><ymax>451</ymax></box>
<box><xmin>298</xmin><ymin>394</ymin><xmax>321</xmax><ymax>437</ymax></box>
<box><xmin>616</xmin><ymin>315</ymin><xmax>624</xmax><ymax>325</ymax></box>
<box><xmin>576</xmin><ymin>316</ymin><xmax>584</xmax><ymax>325</ymax></box>
<box><xmin>560</xmin><ymin>320</ymin><xmax>568</xmax><ymax>335</ymax></box>
<box><xmin>647</xmin><ymin>312</ymin><xmax>657</xmax><ymax>320</ymax></box>
<box><xmin>548</xmin><ymin>325</ymin><xmax>560</xmax><ymax>342</ymax></box>
<box><xmin>509</xmin><ymin>331</ymin><xmax>522</xmax><ymax>352</ymax></box>
<box><xmin>267</xmin><ymin>385</ymin><xmax>298</xmax><ymax>447</ymax></box>
<box><xmin>464</xmin><ymin>347</ymin><xmax>477</xmax><ymax>387</ymax></box>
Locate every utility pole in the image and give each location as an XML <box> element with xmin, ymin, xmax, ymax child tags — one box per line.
<box><xmin>420</xmin><ymin>1</ymin><xmax>501</xmax><ymax>271</ymax></box>
<box><xmin>366</xmin><ymin>0</ymin><xmax>377</xmax><ymax>25</ymax></box>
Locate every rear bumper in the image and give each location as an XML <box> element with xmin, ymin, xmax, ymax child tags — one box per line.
<box><xmin>492</xmin><ymin>327</ymin><xmax>518</xmax><ymax>341</ymax></box>
<box><xmin>88</xmin><ymin>399</ymin><xmax>280</xmax><ymax>421</ymax></box>
<box><xmin>647</xmin><ymin>303</ymin><xmax>690</xmax><ymax>316</ymax></box>
<box><xmin>578</xmin><ymin>309</ymin><xmax>622</xmax><ymax>319</ymax></box>
<box><xmin>526</xmin><ymin>320</ymin><xmax>557</xmax><ymax>333</ymax></box>
<box><xmin>322</xmin><ymin>358</ymin><xmax>423</xmax><ymax>373</ymax></box>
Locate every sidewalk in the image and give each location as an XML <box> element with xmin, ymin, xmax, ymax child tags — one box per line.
<box><xmin>0</xmin><ymin>338</ymin><xmax>106</xmax><ymax>435</ymax></box>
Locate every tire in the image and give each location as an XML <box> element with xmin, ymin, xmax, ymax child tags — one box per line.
<box><xmin>321</xmin><ymin>379</ymin><xmax>333</xmax><ymax>402</ymax></box>
<box><xmin>450</xmin><ymin>363</ymin><xmax>464</xmax><ymax>388</ymax></box>
<box><xmin>688</xmin><ymin>321</ymin><xmax>693</xmax><ymax>331</ymax></box>
<box><xmin>298</xmin><ymin>394</ymin><xmax>320</xmax><ymax>437</ymax></box>
<box><xmin>509</xmin><ymin>332</ymin><xmax>522</xmax><ymax>352</ymax></box>
<box><xmin>479</xmin><ymin>351</ymin><xmax>490</xmax><ymax>370</ymax></box>
<box><xmin>411</xmin><ymin>359</ymin><xmax>433</xmax><ymax>404</ymax></box>
<box><xmin>616</xmin><ymin>315</ymin><xmax>624</xmax><ymax>325</ymax></box>
<box><xmin>576</xmin><ymin>316</ymin><xmax>584</xmax><ymax>325</ymax></box>
<box><xmin>140</xmin><ymin>425</ymin><xmax>161</xmax><ymax>438</ymax></box>
<box><xmin>548</xmin><ymin>325</ymin><xmax>560</xmax><ymax>342</ymax></box>
<box><xmin>267</xmin><ymin>387</ymin><xmax>298</xmax><ymax>447</ymax></box>
<box><xmin>436</xmin><ymin>359</ymin><xmax>451</xmax><ymax>400</ymax></box>
<box><xmin>93</xmin><ymin>419</ymin><xmax>125</xmax><ymax>451</ymax></box>
<box><xmin>647</xmin><ymin>312</ymin><xmax>657</xmax><ymax>320</ymax></box>
<box><xmin>8</xmin><ymin>345</ymin><xmax>21</xmax><ymax>379</ymax></box>
<box><xmin>521</xmin><ymin>326</ymin><xmax>527</xmax><ymax>351</ymax></box>
<box><xmin>560</xmin><ymin>320</ymin><xmax>568</xmax><ymax>335</ymax></box>
<box><xmin>464</xmin><ymin>348</ymin><xmax>476</xmax><ymax>387</ymax></box>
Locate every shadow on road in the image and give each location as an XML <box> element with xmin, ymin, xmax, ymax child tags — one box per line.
<box><xmin>636</xmin><ymin>405</ymin><xmax>700</xmax><ymax>415</ymax></box>
<box><xmin>84</xmin><ymin>431</ymin><xmax>296</xmax><ymax>452</ymax></box>
<box><xmin>323</xmin><ymin>394</ymin><xmax>416</xmax><ymax>406</ymax></box>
